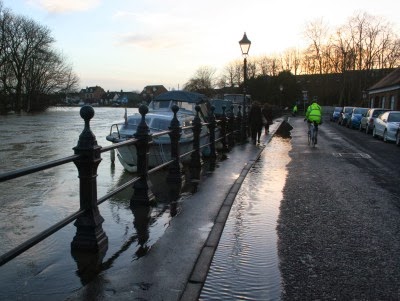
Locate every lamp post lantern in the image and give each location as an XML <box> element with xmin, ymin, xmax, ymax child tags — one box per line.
<box><xmin>239</xmin><ymin>32</ymin><xmax>251</xmax><ymax>142</ymax></box>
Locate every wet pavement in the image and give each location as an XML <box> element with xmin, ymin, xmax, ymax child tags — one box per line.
<box><xmin>66</xmin><ymin>118</ymin><xmax>287</xmax><ymax>301</ymax></box>
<box><xmin>199</xmin><ymin>129</ymin><xmax>292</xmax><ymax>300</ymax></box>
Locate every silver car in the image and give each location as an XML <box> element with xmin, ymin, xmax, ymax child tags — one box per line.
<box><xmin>372</xmin><ymin>111</ymin><xmax>400</xmax><ymax>142</ymax></box>
<box><xmin>360</xmin><ymin>108</ymin><xmax>390</xmax><ymax>134</ymax></box>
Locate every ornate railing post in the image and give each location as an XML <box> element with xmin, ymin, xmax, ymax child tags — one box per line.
<box><xmin>71</xmin><ymin>105</ymin><xmax>108</xmax><ymax>254</ymax></box>
<box><xmin>208</xmin><ymin>105</ymin><xmax>217</xmax><ymax>159</ymax></box>
<box><xmin>220</xmin><ymin>105</ymin><xmax>229</xmax><ymax>153</ymax></box>
<box><xmin>189</xmin><ymin>105</ymin><xmax>202</xmax><ymax>191</ymax></box>
<box><xmin>228</xmin><ymin>105</ymin><xmax>235</xmax><ymax>148</ymax></box>
<box><xmin>167</xmin><ymin>104</ymin><xmax>184</xmax><ymax>197</ymax></box>
<box><xmin>131</xmin><ymin>104</ymin><xmax>155</xmax><ymax>206</ymax></box>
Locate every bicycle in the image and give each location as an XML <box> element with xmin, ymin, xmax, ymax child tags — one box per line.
<box><xmin>308</xmin><ymin>121</ymin><xmax>318</xmax><ymax>147</ymax></box>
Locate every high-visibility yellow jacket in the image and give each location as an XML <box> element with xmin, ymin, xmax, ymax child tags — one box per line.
<box><xmin>306</xmin><ymin>102</ymin><xmax>322</xmax><ymax>123</ymax></box>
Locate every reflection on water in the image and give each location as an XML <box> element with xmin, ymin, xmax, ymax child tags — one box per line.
<box><xmin>200</xmin><ymin>135</ymin><xmax>292</xmax><ymax>300</ymax></box>
<box><xmin>0</xmin><ymin>107</ymin><xmax>184</xmax><ymax>300</ymax></box>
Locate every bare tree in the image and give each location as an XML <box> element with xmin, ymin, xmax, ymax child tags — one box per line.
<box><xmin>219</xmin><ymin>61</ymin><xmax>240</xmax><ymax>88</ymax></box>
<box><xmin>24</xmin><ymin>49</ymin><xmax>79</xmax><ymax>110</ymax></box>
<box><xmin>3</xmin><ymin>14</ymin><xmax>55</xmax><ymax>111</ymax></box>
<box><xmin>256</xmin><ymin>55</ymin><xmax>271</xmax><ymax>76</ymax></box>
<box><xmin>303</xmin><ymin>18</ymin><xmax>329</xmax><ymax>74</ymax></box>
<box><xmin>281</xmin><ymin>48</ymin><xmax>302</xmax><ymax>75</ymax></box>
<box><xmin>247</xmin><ymin>58</ymin><xmax>257</xmax><ymax>79</ymax></box>
<box><xmin>270</xmin><ymin>57</ymin><xmax>281</xmax><ymax>76</ymax></box>
<box><xmin>183</xmin><ymin>65</ymin><xmax>216</xmax><ymax>96</ymax></box>
<box><xmin>0</xmin><ymin>2</ymin><xmax>15</xmax><ymax>98</ymax></box>
<box><xmin>0</xmin><ymin>2</ymin><xmax>80</xmax><ymax>112</ymax></box>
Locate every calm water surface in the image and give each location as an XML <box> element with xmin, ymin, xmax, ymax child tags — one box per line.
<box><xmin>0</xmin><ymin>107</ymin><xmax>177</xmax><ymax>300</ymax></box>
<box><xmin>200</xmin><ymin>136</ymin><xmax>291</xmax><ymax>300</ymax></box>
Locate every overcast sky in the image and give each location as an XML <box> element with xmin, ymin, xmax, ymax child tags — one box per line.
<box><xmin>3</xmin><ymin>0</ymin><xmax>400</xmax><ymax>92</ymax></box>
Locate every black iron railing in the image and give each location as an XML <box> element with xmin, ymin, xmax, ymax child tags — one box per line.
<box><xmin>0</xmin><ymin>103</ymin><xmax>242</xmax><ymax>267</ymax></box>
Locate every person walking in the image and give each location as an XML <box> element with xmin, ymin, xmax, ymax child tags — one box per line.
<box><xmin>262</xmin><ymin>103</ymin><xmax>273</xmax><ymax>135</ymax></box>
<box><xmin>248</xmin><ymin>101</ymin><xmax>263</xmax><ymax>144</ymax></box>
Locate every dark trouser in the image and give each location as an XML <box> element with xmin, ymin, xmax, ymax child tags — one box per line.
<box><xmin>251</xmin><ymin>125</ymin><xmax>262</xmax><ymax>142</ymax></box>
<box><xmin>264</xmin><ymin>123</ymin><xmax>270</xmax><ymax>133</ymax></box>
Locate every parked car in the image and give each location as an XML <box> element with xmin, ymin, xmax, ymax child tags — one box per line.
<box><xmin>330</xmin><ymin>107</ymin><xmax>342</xmax><ymax>122</ymax></box>
<box><xmin>372</xmin><ymin>111</ymin><xmax>400</xmax><ymax>142</ymax></box>
<box><xmin>338</xmin><ymin>106</ymin><xmax>354</xmax><ymax>126</ymax></box>
<box><xmin>347</xmin><ymin>107</ymin><xmax>369</xmax><ymax>129</ymax></box>
<box><xmin>397</xmin><ymin>130</ymin><xmax>400</xmax><ymax>146</ymax></box>
<box><xmin>360</xmin><ymin>108</ymin><xmax>390</xmax><ymax>134</ymax></box>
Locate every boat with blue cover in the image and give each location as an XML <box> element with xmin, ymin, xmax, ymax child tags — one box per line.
<box><xmin>106</xmin><ymin>91</ymin><xmax>216</xmax><ymax>172</ymax></box>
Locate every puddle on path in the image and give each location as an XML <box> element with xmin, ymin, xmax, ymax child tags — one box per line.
<box><xmin>200</xmin><ymin>134</ymin><xmax>292</xmax><ymax>300</ymax></box>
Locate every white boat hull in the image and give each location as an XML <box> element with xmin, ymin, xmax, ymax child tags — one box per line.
<box><xmin>115</xmin><ymin>135</ymin><xmax>212</xmax><ymax>172</ymax></box>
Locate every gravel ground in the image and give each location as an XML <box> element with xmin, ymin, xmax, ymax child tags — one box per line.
<box><xmin>277</xmin><ymin>118</ymin><xmax>400</xmax><ymax>300</ymax></box>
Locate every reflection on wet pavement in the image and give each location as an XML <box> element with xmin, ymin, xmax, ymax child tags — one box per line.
<box><xmin>200</xmin><ymin>134</ymin><xmax>292</xmax><ymax>300</ymax></box>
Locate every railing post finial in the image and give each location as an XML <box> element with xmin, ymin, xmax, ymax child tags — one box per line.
<box><xmin>72</xmin><ymin>105</ymin><xmax>108</xmax><ymax>254</ymax></box>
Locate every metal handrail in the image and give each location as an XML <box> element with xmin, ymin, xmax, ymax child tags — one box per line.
<box><xmin>0</xmin><ymin>155</ymin><xmax>80</xmax><ymax>182</ymax></box>
<box><xmin>0</xmin><ymin>104</ymin><xmax>239</xmax><ymax>267</ymax></box>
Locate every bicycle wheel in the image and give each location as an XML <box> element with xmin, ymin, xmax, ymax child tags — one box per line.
<box><xmin>312</xmin><ymin>124</ymin><xmax>319</xmax><ymax>147</ymax></box>
<box><xmin>311</xmin><ymin>130</ymin><xmax>316</xmax><ymax>147</ymax></box>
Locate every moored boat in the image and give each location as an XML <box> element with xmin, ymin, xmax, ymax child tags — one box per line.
<box><xmin>106</xmin><ymin>91</ymin><xmax>216</xmax><ymax>172</ymax></box>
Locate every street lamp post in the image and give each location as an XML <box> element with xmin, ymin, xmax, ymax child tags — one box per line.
<box><xmin>279</xmin><ymin>84</ymin><xmax>283</xmax><ymax>109</ymax></box>
<box><xmin>302</xmin><ymin>90</ymin><xmax>308</xmax><ymax>113</ymax></box>
<box><xmin>239</xmin><ymin>32</ymin><xmax>251</xmax><ymax>142</ymax></box>
<box><xmin>362</xmin><ymin>90</ymin><xmax>367</xmax><ymax>107</ymax></box>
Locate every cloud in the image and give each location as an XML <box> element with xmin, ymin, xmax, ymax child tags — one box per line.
<box><xmin>28</xmin><ymin>0</ymin><xmax>101</xmax><ymax>13</ymax></box>
<box><xmin>111</xmin><ymin>10</ymin><xmax>193</xmax><ymax>49</ymax></box>
<box><xmin>116</xmin><ymin>33</ymin><xmax>180</xmax><ymax>49</ymax></box>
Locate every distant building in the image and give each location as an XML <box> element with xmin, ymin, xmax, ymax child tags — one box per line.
<box><xmin>102</xmin><ymin>91</ymin><xmax>120</xmax><ymax>106</ymax></box>
<box><xmin>80</xmin><ymin>86</ymin><xmax>106</xmax><ymax>104</ymax></box>
<box><xmin>368</xmin><ymin>67</ymin><xmax>400</xmax><ymax>110</ymax></box>
<box><xmin>140</xmin><ymin>85</ymin><xmax>168</xmax><ymax>103</ymax></box>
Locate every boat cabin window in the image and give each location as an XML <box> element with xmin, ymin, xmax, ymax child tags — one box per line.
<box><xmin>127</xmin><ymin>116</ymin><xmax>150</xmax><ymax>129</ymax></box>
<box><xmin>151</xmin><ymin>118</ymin><xmax>171</xmax><ymax>130</ymax></box>
<box><xmin>149</xmin><ymin>101</ymin><xmax>171</xmax><ymax>110</ymax></box>
<box><xmin>175</xmin><ymin>101</ymin><xmax>194</xmax><ymax>112</ymax></box>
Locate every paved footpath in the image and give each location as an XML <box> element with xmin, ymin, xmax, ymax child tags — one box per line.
<box><xmin>66</xmin><ymin>118</ymin><xmax>285</xmax><ymax>301</ymax></box>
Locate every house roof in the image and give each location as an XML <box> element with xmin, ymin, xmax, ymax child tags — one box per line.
<box><xmin>368</xmin><ymin>67</ymin><xmax>400</xmax><ymax>91</ymax></box>
<box><xmin>80</xmin><ymin>86</ymin><xmax>105</xmax><ymax>93</ymax></box>
<box><xmin>141</xmin><ymin>85</ymin><xmax>168</xmax><ymax>95</ymax></box>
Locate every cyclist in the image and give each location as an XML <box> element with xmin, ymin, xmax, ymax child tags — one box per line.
<box><xmin>292</xmin><ymin>104</ymin><xmax>298</xmax><ymax>116</ymax></box>
<box><xmin>305</xmin><ymin>101</ymin><xmax>322</xmax><ymax>144</ymax></box>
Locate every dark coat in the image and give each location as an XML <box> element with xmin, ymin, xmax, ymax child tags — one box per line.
<box><xmin>248</xmin><ymin>103</ymin><xmax>263</xmax><ymax>127</ymax></box>
<box><xmin>262</xmin><ymin>106</ymin><xmax>273</xmax><ymax>125</ymax></box>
